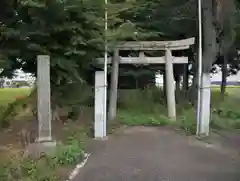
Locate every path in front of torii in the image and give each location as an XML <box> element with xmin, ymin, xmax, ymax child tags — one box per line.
<box><xmin>74</xmin><ymin>127</ymin><xmax>240</xmax><ymax>181</ymax></box>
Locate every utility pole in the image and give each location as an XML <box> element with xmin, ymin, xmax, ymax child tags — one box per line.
<box><xmin>196</xmin><ymin>0</ymin><xmax>203</xmax><ymax>136</ymax></box>
<box><xmin>103</xmin><ymin>0</ymin><xmax>108</xmax><ymax>137</ymax></box>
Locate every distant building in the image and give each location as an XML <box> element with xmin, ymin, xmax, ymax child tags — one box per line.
<box><xmin>210</xmin><ymin>65</ymin><xmax>240</xmax><ymax>85</ymax></box>
<box><xmin>1</xmin><ymin>69</ymin><xmax>36</xmax><ymax>88</ymax></box>
<box><xmin>155</xmin><ymin>65</ymin><xmax>240</xmax><ymax>87</ymax></box>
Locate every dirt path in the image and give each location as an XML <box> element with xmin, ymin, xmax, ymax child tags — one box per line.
<box><xmin>74</xmin><ymin>127</ymin><xmax>240</xmax><ymax>181</ymax></box>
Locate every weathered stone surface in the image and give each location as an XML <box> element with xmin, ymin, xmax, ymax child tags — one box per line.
<box><xmin>37</xmin><ymin>55</ymin><xmax>52</xmax><ymax>142</ymax></box>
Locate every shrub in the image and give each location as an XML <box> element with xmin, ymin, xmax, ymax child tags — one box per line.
<box><xmin>177</xmin><ymin>109</ymin><xmax>196</xmax><ymax>135</ymax></box>
<box><xmin>0</xmin><ymin>139</ymin><xmax>85</xmax><ymax>181</ymax></box>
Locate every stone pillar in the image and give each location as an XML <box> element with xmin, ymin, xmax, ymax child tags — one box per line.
<box><xmin>108</xmin><ymin>49</ymin><xmax>120</xmax><ymax>121</ymax></box>
<box><xmin>94</xmin><ymin>71</ymin><xmax>106</xmax><ymax>138</ymax></box>
<box><xmin>165</xmin><ymin>49</ymin><xmax>176</xmax><ymax>120</ymax></box>
<box><xmin>37</xmin><ymin>55</ymin><xmax>53</xmax><ymax>142</ymax></box>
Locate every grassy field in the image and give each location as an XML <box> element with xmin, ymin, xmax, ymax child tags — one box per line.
<box><xmin>0</xmin><ymin>88</ymin><xmax>32</xmax><ymax>117</ymax></box>
<box><xmin>0</xmin><ymin>88</ymin><xmax>31</xmax><ymax>106</ymax></box>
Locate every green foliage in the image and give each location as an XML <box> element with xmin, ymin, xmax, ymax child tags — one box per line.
<box><xmin>117</xmin><ymin>87</ymin><xmax>167</xmax><ymax>114</ymax></box>
<box><xmin>117</xmin><ymin>87</ymin><xmax>240</xmax><ymax>135</ymax></box>
<box><xmin>0</xmin><ymin>0</ymin><xmax>139</xmax><ymax>84</ymax></box>
<box><xmin>53</xmin><ymin>82</ymin><xmax>94</xmax><ymax>107</ymax></box>
<box><xmin>0</xmin><ymin>101</ymin><xmax>18</xmax><ymax>128</ymax></box>
<box><xmin>176</xmin><ymin>109</ymin><xmax>196</xmax><ymax>135</ymax></box>
<box><xmin>0</xmin><ymin>139</ymin><xmax>85</xmax><ymax>181</ymax></box>
<box><xmin>49</xmin><ymin>140</ymin><xmax>84</xmax><ymax>166</ymax></box>
<box><xmin>120</xmin><ymin>0</ymin><xmax>197</xmax><ymax>40</ymax></box>
<box><xmin>211</xmin><ymin>89</ymin><xmax>240</xmax><ymax>131</ymax></box>
<box><xmin>0</xmin><ymin>88</ymin><xmax>31</xmax><ymax>127</ymax></box>
<box><xmin>1</xmin><ymin>0</ymin><xmax>240</xmax><ymax>82</ymax></box>
<box><xmin>117</xmin><ymin>87</ymin><xmax>171</xmax><ymax>127</ymax></box>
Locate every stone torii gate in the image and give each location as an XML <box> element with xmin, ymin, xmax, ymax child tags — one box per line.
<box><xmin>94</xmin><ymin>38</ymin><xmax>195</xmax><ymax>138</ymax></box>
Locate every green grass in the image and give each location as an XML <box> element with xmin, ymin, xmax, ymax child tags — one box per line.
<box><xmin>0</xmin><ymin>88</ymin><xmax>31</xmax><ymax>112</ymax></box>
<box><xmin>0</xmin><ymin>138</ymin><xmax>85</xmax><ymax>181</ymax></box>
<box><xmin>0</xmin><ymin>88</ymin><xmax>31</xmax><ymax>107</ymax></box>
<box><xmin>0</xmin><ymin>88</ymin><xmax>32</xmax><ymax>126</ymax></box>
<box><xmin>117</xmin><ymin>86</ymin><xmax>240</xmax><ymax>135</ymax></box>
<box><xmin>0</xmin><ymin>87</ymin><xmax>88</xmax><ymax>181</ymax></box>
<box><xmin>118</xmin><ymin>110</ymin><xmax>170</xmax><ymax>126</ymax></box>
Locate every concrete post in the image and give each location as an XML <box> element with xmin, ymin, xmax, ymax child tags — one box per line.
<box><xmin>165</xmin><ymin>49</ymin><xmax>176</xmax><ymax>120</ymax></box>
<box><xmin>94</xmin><ymin>71</ymin><xmax>106</xmax><ymax>138</ymax></box>
<box><xmin>37</xmin><ymin>55</ymin><xmax>53</xmax><ymax>142</ymax></box>
<box><xmin>108</xmin><ymin>49</ymin><xmax>120</xmax><ymax>121</ymax></box>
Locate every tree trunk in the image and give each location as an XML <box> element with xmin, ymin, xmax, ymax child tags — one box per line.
<box><xmin>220</xmin><ymin>54</ymin><xmax>227</xmax><ymax>98</ymax></box>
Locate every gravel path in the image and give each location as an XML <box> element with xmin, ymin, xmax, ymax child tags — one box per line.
<box><xmin>74</xmin><ymin>127</ymin><xmax>240</xmax><ymax>181</ymax></box>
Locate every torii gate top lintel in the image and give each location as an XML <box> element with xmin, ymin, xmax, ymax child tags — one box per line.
<box><xmin>112</xmin><ymin>37</ymin><xmax>195</xmax><ymax>51</ymax></box>
<box><xmin>97</xmin><ymin>37</ymin><xmax>195</xmax><ymax>64</ymax></box>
